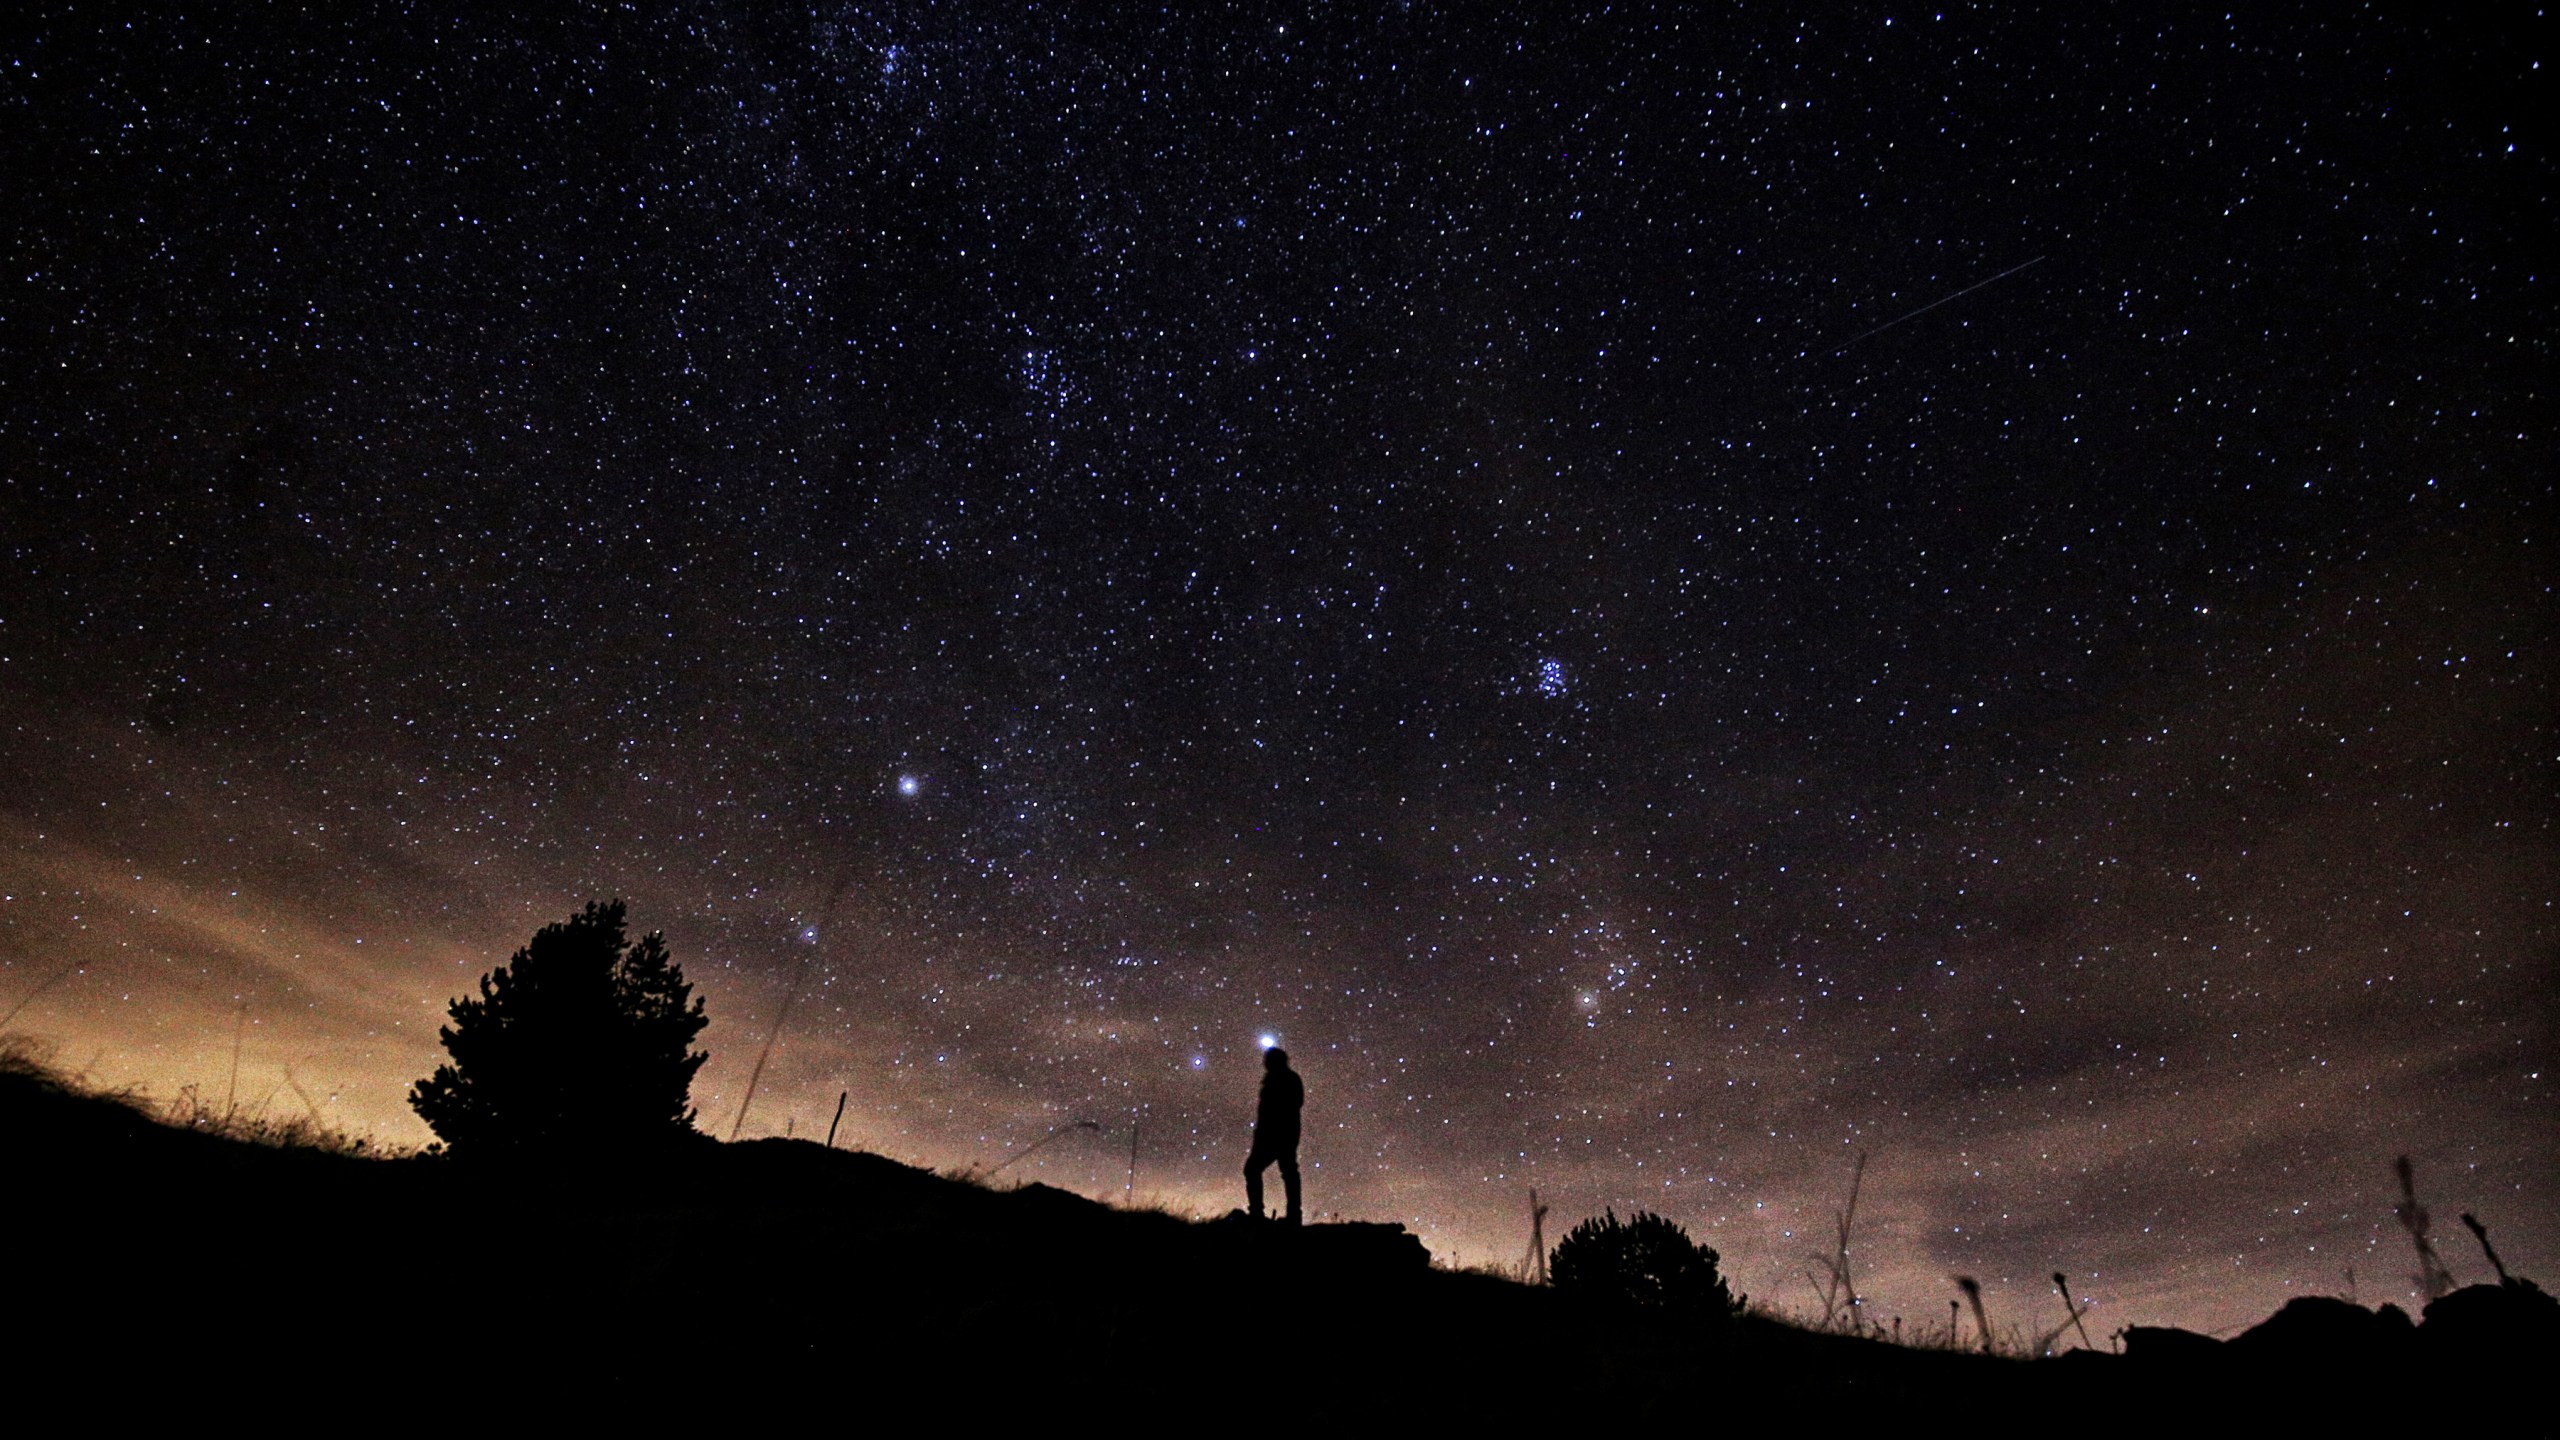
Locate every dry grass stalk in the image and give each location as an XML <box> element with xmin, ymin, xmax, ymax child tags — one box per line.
<box><xmin>224</xmin><ymin>998</ymin><xmax>248</xmax><ymax>1118</ymax></box>
<box><xmin>2460</xmin><ymin>1212</ymin><xmax>2510</xmax><ymax>1286</ymax></box>
<box><xmin>735</xmin><ymin>871</ymin><xmax>857</xmax><ymax>1142</ymax></box>
<box><xmin>985</xmin><ymin>1118</ymin><xmax>1102</xmax><ymax>1178</ymax></box>
<box><xmin>167</xmin><ymin>1081</ymin><xmax>390</xmax><ymax>1157</ymax></box>
<box><xmin>2393</xmin><ymin>1155</ymin><xmax>2459</xmax><ymax>1300</ymax></box>
<box><xmin>2058</xmin><ymin>1271</ymin><xmax>2095</xmax><ymax>1349</ymax></box>
<box><xmin>727</xmin><ymin>952</ymin><xmax>810</xmax><ymax>1142</ymax></box>
<box><xmin>7</xmin><ymin>1033</ymin><xmax>396</xmax><ymax>1158</ymax></box>
<box><xmin>1805</xmin><ymin>1151</ymin><xmax>1868</xmax><ymax>1331</ymax></box>
<box><xmin>1523</xmin><ymin>1187</ymin><xmax>1550</xmax><ymax>1285</ymax></box>
<box><xmin>0</xmin><ymin>960</ymin><xmax>84</xmax><ymax>1034</ymax></box>
<box><xmin>1956</xmin><ymin>1275</ymin><xmax>1992</xmax><ymax>1354</ymax></box>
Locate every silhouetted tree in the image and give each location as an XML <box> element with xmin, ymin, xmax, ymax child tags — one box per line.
<box><xmin>1550</xmin><ymin>1209</ymin><xmax>1741</xmax><ymax>1320</ymax></box>
<box><xmin>409</xmin><ymin>900</ymin><xmax>709</xmax><ymax>1160</ymax></box>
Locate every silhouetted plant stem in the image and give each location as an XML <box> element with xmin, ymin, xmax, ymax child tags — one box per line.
<box><xmin>728</xmin><ymin>950</ymin><xmax>809</xmax><ymax>1142</ymax></box>
<box><xmin>0</xmin><ymin>959</ymin><xmax>83</xmax><ymax>1034</ymax></box>
<box><xmin>1810</xmin><ymin>1151</ymin><xmax>1867</xmax><ymax>1329</ymax></box>
<box><xmin>826</xmin><ymin>1089</ymin><xmax>847</xmax><ymax>1148</ymax></box>
<box><xmin>283</xmin><ymin>1065</ymin><xmax>327</xmax><ymax>1127</ymax></box>
<box><xmin>1524</xmin><ymin>1188</ymin><xmax>1550</xmax><ymax>1285</ymax></box>
<box><xmin>224</xmin><ymin>998</ymin><xmax>247</xmax><ymax>1119</ymax></box>
<box><xmin>2394</xmin><ymin>1156</ymin><xmax>2459</xmax><ymax>1299</ymax></box>
<box><xmin>986</xmin><ymin>1119</ymin><xmax>1101</xmax><ymax>1177</ymax></box>
<box><xmin>2461</xmin><ymin>1212</ymin><xmax>2511</xmax><ymax>1285</ymax></box>
<box><xmin>2054</xmin><ymin>1272</ymin><xmax>2095</xmax><ymax>1351</ymax></box>
<box><xmin>732</xmin><ymin>872</ymin><xmax>857</xmax><ymax>1143</ymax></box>
<box><xmin>1957</xmin><ymin>1276</ymin><xmax>1992</xmax><ymax>1354</ymax></box>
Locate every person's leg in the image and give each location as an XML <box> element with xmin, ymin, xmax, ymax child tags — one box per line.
<box><xmin>1243</xmin><ymin>1150</ymin><xmax>1268</xmax><ymax>1217</ymax></box>
<box><xmin>1278</xmin><ymin>1152</ymin><xmax>1302</xmax><ymax>1223</ymax></box>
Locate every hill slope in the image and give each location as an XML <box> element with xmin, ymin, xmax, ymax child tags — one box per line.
<box><xmin>6</xmin><ymin>1055</ymin><xmax>2547</xmax><ymax>1428</ymax></box>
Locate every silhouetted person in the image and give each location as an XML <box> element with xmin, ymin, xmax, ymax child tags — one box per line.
<box><xmin>1243</xmin><ymin>1046</ymin><xmax>1303</xmax><ymax>1223</ymax></box>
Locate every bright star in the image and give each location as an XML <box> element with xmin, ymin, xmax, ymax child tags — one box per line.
<box><xmin>897</xmin><ymin>775</ymin><xmax>921</xmax><ymax>796</ymax></box>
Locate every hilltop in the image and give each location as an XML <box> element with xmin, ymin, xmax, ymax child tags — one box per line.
<box><xmin>6</xmin><ymin>1049</ymin><xmax>2548</xmax><ymax>1429</ymax></box>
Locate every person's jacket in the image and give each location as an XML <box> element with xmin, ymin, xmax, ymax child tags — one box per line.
<box><xmin>1255</xmin><ymin>1067</ymin><xmax>1303</xmax><ymax>1146</ymax></box>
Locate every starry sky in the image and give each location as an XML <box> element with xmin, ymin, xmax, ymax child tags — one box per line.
<box><xmin>2</xmin><ymin>3</ymin><xmax>2549</xmax><ymax>1338</ymax></box>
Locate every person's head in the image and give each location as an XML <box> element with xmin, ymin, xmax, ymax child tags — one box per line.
<box><xmin>1263</xmin><ymin>1046</ymin><xmax>1290</xmax><ymax>1071</ymax></box>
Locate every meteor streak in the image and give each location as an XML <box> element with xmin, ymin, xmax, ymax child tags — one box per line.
<box><xmin>1829</xmin><ymin>255</ymin><xmax>2047</xmax><ymax>353</ymax></box>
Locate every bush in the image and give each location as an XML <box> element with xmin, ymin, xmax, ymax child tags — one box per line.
<box><xmin>1550</xmin><ymin>1209</ymin><xmax>1740</xmax><ymax>1319</ymax></box>
<box><xmin>409</xmin><ymin>899</ymin><xmax>708</xmax><ymax>1160</ymax></box>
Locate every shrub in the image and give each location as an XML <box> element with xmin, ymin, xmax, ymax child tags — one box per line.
<box><xmin>409</xmin><ymin>900</ymin><xmax>708</xmax><ymax>1160</ymax></box>
<box><xmin>1550</xmin><ymin>1208</ymin><xmax>1741</xmax><ymax>1319</ymax></box>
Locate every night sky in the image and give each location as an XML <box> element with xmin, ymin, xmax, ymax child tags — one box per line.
<box><xmin>3</xmin><ymin>4</ymin><xmax>2549</xmax><ymax>1337</ymax></box>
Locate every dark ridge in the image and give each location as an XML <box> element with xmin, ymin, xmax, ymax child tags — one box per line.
<box><xmin>7</xmin><ymin>1054</ymin><xmax>2548</xmax><ymax>1428</ymax></box>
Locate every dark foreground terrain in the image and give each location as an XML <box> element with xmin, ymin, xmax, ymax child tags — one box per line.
<box><xmin>9</xmin><ymin>1058</ymin><xmax>2550</xmax><ymax>1430</ymax></box>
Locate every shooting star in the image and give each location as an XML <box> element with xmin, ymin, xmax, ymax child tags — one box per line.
<box><xmin>1827</xmin><ymin>255</ymin><xmax>2046</xmax><ymax>354</ymax></box>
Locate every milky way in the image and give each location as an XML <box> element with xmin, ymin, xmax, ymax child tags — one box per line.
<box><xmin>2</xmin><ymin>4</ymin><xmax>2548</xmax><ymax>1336</ymax></box>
